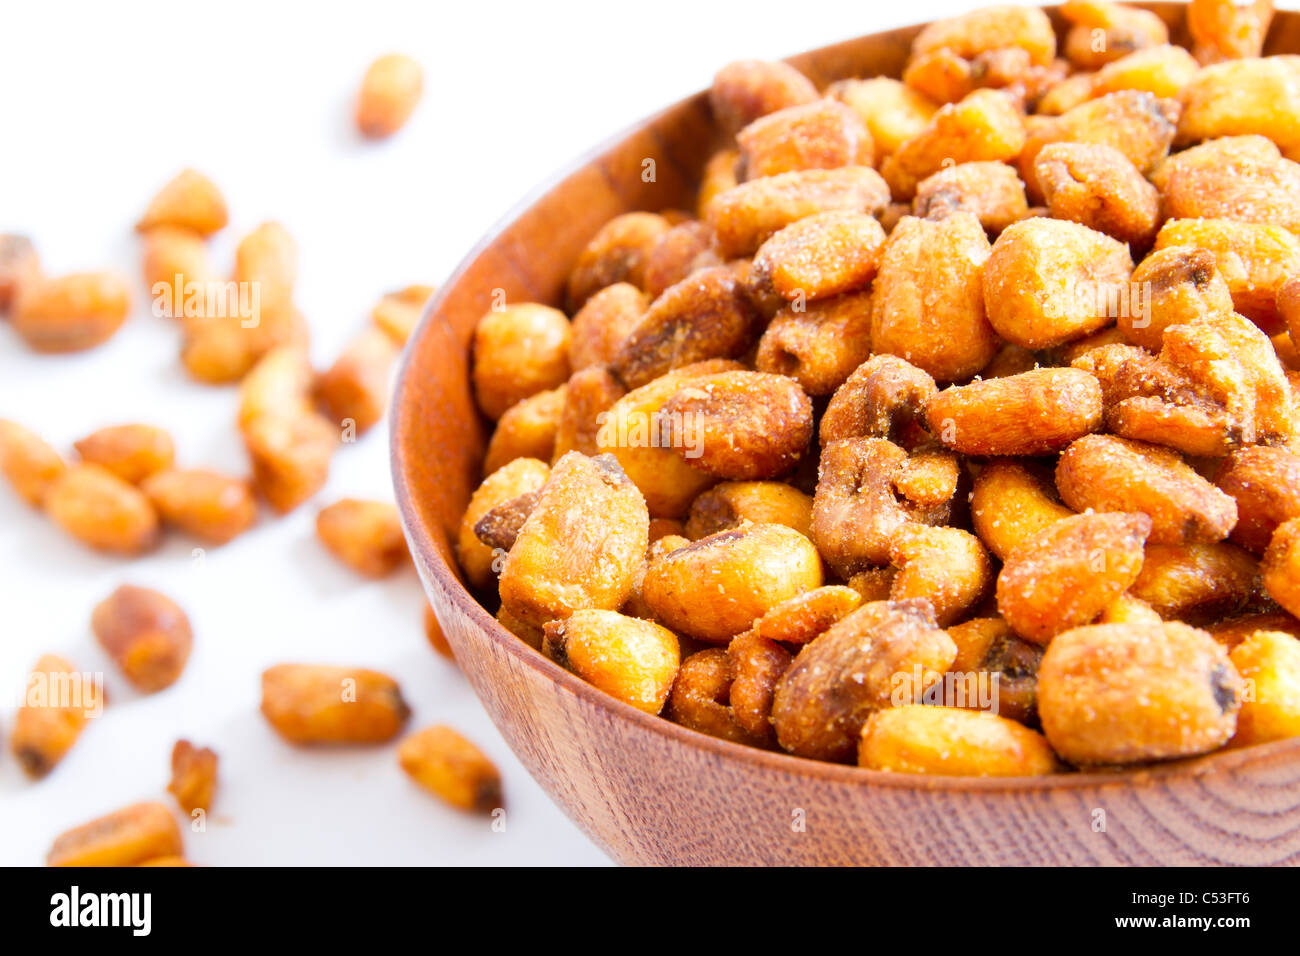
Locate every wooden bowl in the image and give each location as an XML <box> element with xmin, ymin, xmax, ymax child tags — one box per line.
<box><xmin>392</xmin><ymin>3</ymin><xmax>1300</xmax><ymax>865</ymax></box>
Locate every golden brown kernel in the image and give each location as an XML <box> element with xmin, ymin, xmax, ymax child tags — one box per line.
<box><xmin>399</xmin><ymin>725</ymin><xmax>503</xmax><ymax>812</ymax></box>
<box><xmin>458</xmin><ymin>458</ymin><xmax>550</xmax><ymax>590</ymax></box>
<box><xmin>568</xmin><ymin>282</ymin><xmax>648</xmax><ymax>372</ymax></box>
<box><xmin>705</xmin><ymin>166</ymin><xmax>890</xmax><ymax>259</ymax></box>
<box><xmin>1188</xmin><ymin>0</ymin><xmax>1274</xmax><ymax>64</ymax></box>
<box><xmin>168</xmin><ymin>740</ymin><xmax>218</xmax><ymax>814</ymax></box>
<box><xmin>356</xmin><ymin>53</ymin><xmax>422</xmax><ymax>138</ymax></box>
<box><xmin>903</xmin><ymin>47</ymin><xmax>975</xmax><ymax>105</ymax></box>
<box><xmin>996</xmin><ymin>511</ymin><xmax>1152</xmax><ymax>644</ymax></box>
<box><xmin>141</xmin><ymin>227</ymin><xmax>215</xmax><ymax>312</ymax></box>
<box><xmin>136</xmin><ymin>169</ymin><xmax>227</xmax><ymax>236</ymax></box>
<box><xmin>92</xmin><ymin>585</ymin><xmax>192</xmax><ymax>693</ymax></box>
<box><xmin>0</xmin><ymin>419</ymin><xmax>66</xmax><ymax>507</ymax></box>
<box><xmin>11</xmin><ymin>654</ymin><xmax>101</xmax><ymax>778</ymax></box>
<box><xmin>1057</xmin><ymin>435</ymin><xmax>1237</xmax><ymax>545</ymax></box>
<box><xmin>697</xmin><ymin>149</ymin><xmax>741</xmax><ymax>217</ymax></box>
<box><xmin>1215</xmin><ymin>446</ymin><xmax>1300</xmax><ymax>553</ymax></box>
<box><xmin>642</xmin><ymin>221</ymin><xmax>719</xmax><ymax>298</ymax></box>
<box><xmin>500</xmin><ymin>452</ymin><xmax>649</xmax><ymax>627</ymax></box>
<box><xmin>642</xmin><ymin>522</ymin><xmax>821</xmax><ymax>643</ymax></box>
<box><xmin>73</xmin><ymin>424</ymin><xmax>174</xmax><ymax>485</ymax></box>
<box><xmin>828</xmin><ymin>77</ymin><xmax>937</xmax><ymax>157</ymax></box>
<box><xmin>1035</xmin><ymin>142</ymin><xmax>1159</xmax><ymax>249</ymax></box>
<box><xmin>739</xmin><ymin>100</ymin><xmax>873</xmax><ymax>180</ymax></box>
<box><xmin>812</xmin><ymin>437</ymin><xmax>957</xmax><ymax>576</ymax></box>
<box><xmin>482</xmin><ymin>385</ymin><xmax>565</xmax><ymax>475</ymax></box>
<box><xmin>709</xmin><ymin>60</ymin><xmax>819</xmax><ymax>137</ymax></box>
<box><xmin>871</xmin><ymin>213</ymin><xmax>998</xmax><ymax>381</ymax></box>
<box><xmin>471</xmin><ymin>302</ymin><xmax>571</xmax><ymax>420</ymax></box>
<box><xmin>552</xmin><ymin>366</ymin><xmax>624</xmax><ymax>461</ymax></box>
<box><xmin>1089</xmin><ymin>44</ymin><xmax>1201</xmax><ymax>99</ymax></box>
<box><xmin>882</xmin><ymin>89</ymin><xmax>1027</xmax><ymax>200</ymax></box>
<box><xmin>260</xmin><ymin>663</ymin><xmax>410</xmax><ymax>745</ymax></box>
<box><xmin>45</xmin><ymin>464</ymin><xmax>162</xmax><ymax>555</ymax></box>
<box><xmin>316</xmin><ymin>327</ymin><xmax>400</xmax><ymax>435</ymax></box>
<box><xmin>684</xmin><ymin>481</ymin><xmax>812</xmax><ymax>540</ymax></box>
<box><xmin>666</xmin><ymin>648</ymin><xmax>757</xmax><ymax>744</ymax></box>
<box><xmin>859</xmin><ymin>706</ymin><xmax>1056</xmax><ymax>776</ymax></box>
<box><xmin>926</xmin><ymin>367</ymin><xmax>1104</xmax><ymax>456</ymax></box>
<box><xmin>566</xmin><ymin>211</ymin><xmax>671</xmax><ymax>309</ymax></box>
<box><xmin>772</xmin><ymin>599</ymin><xmax>957</xmax><ymax>762</ymax></box>
<box><xmin>911</xmin><ymin>5</ymin><xmax>1056</xmax><ymax>66</ymax></box>
<box><xmin>371</xmin><ymin>284</ymin><xmax>434</xmax><ymax>345</ymax></box>
<box><xmin>610</xmin><ymin>266</ymin><xmax>759</xmax><ymax>390</ymax></box>
<box><xmin>1061</xmin><ymin>1</ymin><xmax>1170</xmax><ymax>70</ymax></box>
<box><xmin>596</xmin><ymin>361</ymin><xmax>741</xmax><ymax>517</ymax></box>
<box><xmin>1122</xmin><ymin>245</ymin><xmax>1233</xmax><ymax>352</ymax></box>
<box><xmin>1132</xmin><ymin>541</ymin><xmax>1259</xmax><ymax>623</ymax></box>
<box><xmin>970</xmin><ymin>459</ymin><xmax>1074</xmax><ymax>561</ymax></box>
<box><xmin>13</xmin><ymin>272</ymin><xmax>130</xmax><ymax>352</ymax></box>
<box><xmin>140</xmin><ymin>468</ymin><xmax>257</xmax><ymax>545</ymax></box>
<box><xmin>1229</xmin><ymin>630</ymin><xmax>1300</xmax><ymax>746</ymax></box>
<box><xmin>1038</xmin><ymin>621</ymin><xmax>1241</xmax><ymax>764</ymax></box>
<box><xmin>316</xmin><ymin>499</ymin><xmax>408</xmax><ymax>577</ymax></box>
<box><xmin>1263</xmin><ymin>518</ymin><xmax>1300</xmax><ymax>619</ymax></box>
<box><xmin>753</xmin><ymin>585</ymin><xmax>863</xmax><ymax>645</ymax></box>
<box><xmin>543</xmin><ymin>609</ymin><xmax>680</xmax><ymax>714</ymax></box>
<box><xmin>496</xmin><ymin>603</ymin><xmax>544</xmax><ymax>650</ymax></box>
<box><xmin>1177</xmin><ymin>56</ymin><xmax>1300</xmax><ymax>160</ymax></box>
<box><xmin>1154</xmin><ymin>218</ymin><xmax>1300</xmax><ymax>330</ymax></box>
<box><xmin>659</xmin><ymin>370</ymin><xmax>813</xmax><ymax>480</ymax></box>
<box><xmin>913</xmin><ymin>161</ymin><xmax>1028</xmax><ymax>235</ymax></box>
<box><xmin>751</xmin><ymin>210</ymin><xmax>885</xmax><ymax>302</ymax></box>
<box><xmin>47</xmin><ymin>802</ymin><xmax>183</xmax><ymax>867</ymax></box>
<box><xmin>984</xmin><ymin>217</ymin><xmax>1134</xmax><ymax>349</ymax></box>
<box><xmin>889</xmin><ymin>525</ymin><xmax>994</xmax><ymax>627</ymax></box>
<box><xmin>727</xmin><ymin>629</ymin><xmax>793</xmax><ymax>744</ymax></box>
<box><xmin>1019</xmin><ymin>90</ymin><xmax>1177</xmax><ymax>199</ymax></box>
<box><xmin>820</xmin><ymin>354</ymin><xmax>937</xmax><ymax>448</ymax></box>
<box><xmin>242</xmin><ymin>410</ymin><xmax>336</xmax><ymax>514</ymax></box>
<box><xmin>754</xmin><ymin>290</ymin><xmax>874</xmax><ymax>396</ymax></box>
<box><xmin>1154</xmin><ymin>136</ymin><xmax>1300</xmax><ymax>234</ymax></box>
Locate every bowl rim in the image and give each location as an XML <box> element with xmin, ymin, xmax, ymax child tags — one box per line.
<box><xmin>391</xmin><ymin>10</ymin><xmax>1300</xmax><ymax>794</ymax></box>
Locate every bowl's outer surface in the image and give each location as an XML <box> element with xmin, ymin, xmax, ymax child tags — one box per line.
<box><xmin>393</xmin><ymin>3</ymin><xmax>1300</xmax><ymax>865</ymax></box>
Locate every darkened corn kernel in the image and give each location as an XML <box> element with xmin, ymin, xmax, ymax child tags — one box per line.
<box><xmin>11</xmin><ymin>654</ymin><xmax>101</xmax><ymax>778</ymax></box>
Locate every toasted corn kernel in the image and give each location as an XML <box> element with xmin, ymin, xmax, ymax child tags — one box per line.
<box><xmin>315</xmin><ymin>327</ymin><xmax>400</xmax><ymax>435</ymax></box>
<box><xmin>970</xmin><ymin>458</ymin><xmax>1074</xmax><ymax>561</ymax></box>
<box><xmin>1215</xmin><ymin>446</ymin><xmax>1300</xmax><ymax>553</ymax></box>
<box><xmin>140</xmin><ymin>468</ymin><xmax>257</xmax><ymax>545</ymax></box>
<box><xmin>1132</xmin><ymin>541</ymin><xmax>1259</xmax><ymax>623</ymax></box>
<box><xmin>1263</xmin><ymin>518</ymin><xmax>1300</xmax><ymax>619</ymax></box>
<box><xmin>92</xmin><ymin>585</ymin><xmax>192</xmax><ymax>693</ymax></box>
<box><xmin>168</xmin><ymin>740</ymin><xmax>218</xmax><ymax>814</ymax></box>
<box><xmin>1038</xmin><ymin>621</ymin><xmax>1241</xmax><ymax>764</ymax></box>
<box><xmin>11</xmin><ymin>654</ymin><xmax>101</xmax><ymax>778</ymax></box>
<box><xmin>45</xmin><ymin>464</ymin><xmax>162</xmax><ymax>555</ymax></box>
<box><xmin>399</xmin><ymin>725</ymin><xmax>502</xmax><ymax>812</ymax></box>
<box><xmin>755</xmin><ymin>290</ymin><xmax>874</xmax><ymax>396</ymax></box>
<box><xmin>356</xmin><ymin>53</ymin><xmax>422</xmax><ymax>138</ymax></box>
<box><xmin>709</xmin><ymin>60</ymin><xmax>819</xmax><ymax>137</ymax></box>
<box><xmin>48</xmin><ymin>802</ymin><xmax>183</xmax><ymax>867</ymax></box>
<box><xmin>1229</xmin><ymin>630</ymin><xmax>1300</xmax><ymax>746</ymax></box>
<box><xmin>772</xmin><ymin>599</ymin><xmax>956</xmax><ymax>762</ymax></box>
<box><xmin>0</xmin><ymin>419</ymin><xmax>66</xmax><ymax>507</ymax></box>
<box><xmin>483</xmin><ymin>385</ymin><xmax>566</xmax><ymax>475</ymax></box>
<box><xmin>859</xmin><ymin>705</ymin><xmax>1057</xmax><ymax>776</ymax></box>
<box><xmin>543</xmin><ymin>609</ymin><xmax>680</xmax><ymax>714</ymax></box>
<box><xmin>472</xmin><ymin>303</ymin><xmax>571</xmax><ymax>420</ymax></box>
<box><xmin>13</xmin><ymin>272</ymin><xmax>131</xmax><ymax>352</ymax></box>
<box><xmin>136</xmin><ymin>169</ymin><xmax>227</xmax><ymax>236</ymax></box>
<box><xmin>996</xmin><ymin>511</ymin><xmax>1152</xmax><ymax>644</ymax></box>
<box><xmin>73</xmin><ymin>424</ymin><xmax>174</xmax><ymax>485</ymax></box>
<box><xmin>316</xmin><ymin>499</ymin><xmax>408</xmax><ymax>577</ymax></box>
<box><xmin>260</xmin><ymin>664</ymin><xmax>410</xmax><ymax>745</ymax></box>
<box><xmin>370</xmin><ymin>284</ymin><xmax>433</xmax><ymax>345</ymax></box>
<box><xmin>499</xmin><ymin>452</ymin><xmax>649</xmax><ymax>627</ymax></box>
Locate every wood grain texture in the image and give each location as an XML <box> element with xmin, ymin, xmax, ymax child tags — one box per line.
<box><xmin>392</xmin><ymin>4</ymin><xmax>1300</xmax><ymax>866</ymax></box>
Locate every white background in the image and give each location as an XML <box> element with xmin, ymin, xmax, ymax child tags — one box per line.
<box><xmin>0</xmin><ymin>0</ymin><xmax>1281</xmax><ymax>866</ymax></box>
